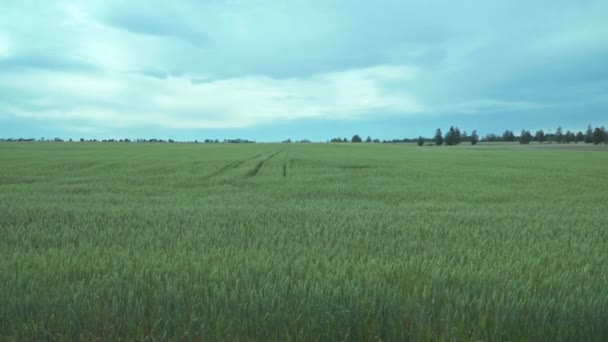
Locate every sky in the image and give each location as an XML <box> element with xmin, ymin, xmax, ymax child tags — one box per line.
<box><xmin>1</xmin><ymin>0</ymin><xmax>607</xmax><ymax>141</ymax></box>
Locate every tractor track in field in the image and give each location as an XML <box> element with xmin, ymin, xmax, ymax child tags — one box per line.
<box><xmin>246</xmin><ymin>150</ymin><xmax>282</xmax><ymax>177</ymax></box>
<box><xmin>202</xmin><ymin>153</ymin><xmax>265</xmax><ymax>180</ymax></box>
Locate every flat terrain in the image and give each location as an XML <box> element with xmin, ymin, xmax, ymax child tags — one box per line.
<box><xmin>1</xmin><ymin>142</ymin><xmax>607</xmax><ymax>340</ymax></box>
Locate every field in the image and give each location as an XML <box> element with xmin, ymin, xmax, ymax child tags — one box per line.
<box><xmin>1</xmin><ymin>142</ymin><xmax>607</xmax><ymax>340</ymax></box>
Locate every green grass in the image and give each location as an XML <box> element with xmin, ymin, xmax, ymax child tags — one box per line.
<box><xmin>1</xmin><ymin>142</ymin><xmax>607</xmax><ymax>340</ymax></box>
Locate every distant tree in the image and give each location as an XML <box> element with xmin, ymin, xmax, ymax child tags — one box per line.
<box><xmin>80</xmin><ymin>138</ymin><xmax>85</xmax><ymax>142</ymax></box>
<box><xmin>417</xmin><ymin>136</ymin><xmax>424</xmax><ymax>146</ymax></box>
<box><xmin>502</xmin><ymin>130</ymin><xmax>515</xmax><ymax>142</ymax></box>
<box><xmin>603</xmin><ymin>127</ymin><xmax>607</xmax><ymax>144</ymax></box>
<box><xmin>592</xmin><ymin>127</ymin><xmax>604</xmax><ymax>145</ymax></box>
<box><xmin>372</xmin><ymin>139</ymin><xmax>380</xmax><ymax>143</ymax></box>
<box><xmin>556</xmin><ymin>126</ymin><xmax>564</xmax><ymax>144</ymax></box>
<box><xmin>461</xmin><ymin>130</ymin><xmax>469</xmax><ymax>143</ymax></box>
<box><xmin>442</xmin><ymin>126</ymin><xmax>462</xmax><ymax>145</ymax></box>
<box><xmin>365</xmin><ymin>136</ymin><xmax>372</xmax><ymax>143</ymax></box>
<box><xmin>519</xmin><ymin>130</ymin><xmax>532</xmax><ymax>144</ymax></box>
<box><xmin>575</xmin><ymin>131</ymin><xmax>584</xmax><ymax>143</ymax></box>
<box><xmin>445</xmin><ymin>126</ymin><xmax>455</xmax><ymax>146</ymax></box>
<box><xmin>483</xmin><ymin>133</ymin><xmax>500</xmax><ymax>142</ymax></box>
<box><xmin>565</xmin><ymin>130</ymin><xmax>575</xmax><ymax>144</ymax></box>
<box><xmin>434</xmin><ymin>129</ymin><xmax>444</xmax><ymax>146</ymax></box>
<box><xmin>535</xmin><ymin>130</ymin><xmax>545</xmax><ymax>144</ymax></box>
<box><xmin>471</xmin><ymin>130</ymin><xmax>479</xmax><ymax>145</ymax></box>
<box><xmin>585</xmin><ymin>125</ymin><xmax>593</xmax><ymax>143</ymax></box>
<box><xmin>351</xmin><ymin>135</ymin><xmax>362</xmax><ymax>143</ymax></box>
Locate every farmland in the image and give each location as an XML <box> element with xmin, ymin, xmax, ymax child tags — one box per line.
<box><xmin>1</xmin><ymin>142</ymin><xmax>607</xmax><ymax>340</ymax></box>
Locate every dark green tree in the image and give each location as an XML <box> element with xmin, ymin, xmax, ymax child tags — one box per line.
<box><xmin>445</xmin><ymin>126</ymin><xmax>457</xmax><ymax>146</ymax></box>
<box><xmin>417</xmin><ymin>136</ymin><xmax>424</xmax><ymax>146</ymax></box>
<box><xmin>461</xmin><ymin>131</ymin><xmax>469</xmax><ymax>142</ymax></box>
<box><xmin>351</xmin><ymin>134</ymin><xmax>362</xmax><ymax>143</ymax></box>
<box><xmin>585</xmin><ymin>125</ymin><xmax>593</xmax><ymax>143</ymax></box>
<box><xmin>434</xmin><ymin>129</ymin><xmax>444</xmax><ymax>146</ymax></box>
<box><xmin>592</xmin><ymin>127</ymin><xmax>604</xmax><ymax>145</ymax></box>
<box><xmin>503</xmin><ymin>130</ymin><xmax>515</xmax><ymax>142</ymax></box>
<box><xmin>575</xmin><ymin>131</ymin><xmax>584</xmax><ymax>143</ymax></box>
<box><xmin>555</xmin><ymin>126</ymin><xmax>564</xmax><ymax>144</ymax></box>
<box><xmin>535</xmin><ymin>130</ymin><xmax>545</xmax><ymax>143</ymax></box>
<box><xmin>519</xmin><ymin>130</ymin><xmax>532</xmax><ymax>144</ymax></box>
<box><xmin>471</xmin><ymin>130</ymin><xmax>479</xmax><ymax>145</ymax></box>
<box><xmin>365</xmin><ymin>136</ymin><xmax>372</xmax><ymax>143</ymax></box>
<box><xmin>565</xmin><ymin>130</ymin><xmax>575</xmax><ymax>144</ymax></box>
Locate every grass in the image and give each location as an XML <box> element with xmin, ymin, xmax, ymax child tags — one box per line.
<box><xmin>1</xmin><ymin>142</ymin><xmax>607</xmax><ymax>340</ymax></box>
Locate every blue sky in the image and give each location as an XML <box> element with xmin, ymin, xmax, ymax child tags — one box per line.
<box><xmin>0</xmin><ymin>0</ymin><xmax>607</xmax><ymax>141</ymax></box>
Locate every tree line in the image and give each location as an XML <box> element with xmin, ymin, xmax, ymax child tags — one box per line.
<box><xmin>0</xmin><ymin>138</ymin><xmax>256</xmax><ymax>144</ymax></box>
<box><xmin>410</xmin><ymin>124</ymin><xmax>607</xmax><ymax>146</ymax></box>
<box><xmin>1</xmin><ymin>125</ymin><xmax>606</xmax><ymax>145</ymax></box>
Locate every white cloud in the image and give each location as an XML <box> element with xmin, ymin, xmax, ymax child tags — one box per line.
<box><xmin>0</xmin><ymin>33</ymin><xmax>13</xmax><ymax>58</ymax></box>
<box><xmin>0</xmin><ymin>64</ymin><xmax>424</xmax><ymax>129</ymax></box>
<box><xmin>447</xmin><ymin>99</ymin><xmax>553</xmax><ymax>115</ymax></box>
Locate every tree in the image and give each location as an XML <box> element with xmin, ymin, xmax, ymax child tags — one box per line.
<box><xmin>417</xmin><ymin>136</ymin><xmax>424</xmax><ymax>146</ymax></box>
<box><xmin>503</xmin><ymin>130</ymin><xmax>515</xmax><ymax>142</ymax></box>
<box><xmin>351</xmin><ymin>134</ymin><xmax>362</xmax><ymax>143</ymax></box>
<box><xmin>365</xmin><ymin>136</ymin><xmax>372</xmax><ymax>143</ymax></box>
<box><xmin>434</xmin><ymin>129</ymin><xmax>444</xmax><ymax>146</ymax></box>
<box><xmin>602</xmin><ymin>127</ymin><xmax>607</xmax><ymax>144</ymax></box>
<box><xmin>483</xmin><ymin>134</ymin><xmax>499</xmax><ymax>142</ymax></box>
<box><xmin>535</xmin><ymin>130</ymin><xmax>545</xmax><ymax>144</ymax></box>
<box><xmin>471</xmin><ymin>130</ymin><xmax>479</xmax><ymax>145</ymax></box>
<box><xmin>565</xmin><ymin>130</ymin><xmax>575</xmax><ymax>144</ymax></box>
<box><xmin>575</xmin><ymin>131</ymin><xmax>584</xmax><ymax>143</ymax></box>
<box><xmin>519</xmin><ymin>130</ymin><xmax>532</xmax><ymax>144</ymax></box>
<box><xmin>592</xmin><ymin>127</ymin><xmax>604</xmax><ymax>145</ymax></box>
<box><xmin>444</xmin><ymin>126</ymin><xmax>463</xmax><ymax>145</ymax></box>
<box><xmin>555</xmin><ymin>126</ymin><xmax>564</xmax><ymax>144</ymax></box>
<box><xmin>585</xmin><ymin>125</ymin><xmax>593</xmax><ymax>143</ymax></box>
<box><xmin>445</xmin><ymin>126</ymin><xmax>458</xmax><ymax>146</ymax></box>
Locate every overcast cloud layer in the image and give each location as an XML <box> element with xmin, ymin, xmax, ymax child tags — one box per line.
<box><xmin>1</xmin><ymin>0</ymin><xmax>607</xmax><ymax>140</ymax></box>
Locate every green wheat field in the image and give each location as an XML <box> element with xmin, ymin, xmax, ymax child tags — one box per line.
<box><xmin>1</xmin><ymin>142</ymin><xmax>607</xmax><ymax>340</ymax></box>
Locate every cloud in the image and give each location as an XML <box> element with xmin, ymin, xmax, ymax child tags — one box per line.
<box><xmin>1</xmin><ymin>0</ymin><xmax>607</xmax><ymax>138</ymax></box>
<box><xmin>0</xmin><ymin>33</ymin><xmax>12</xmax><ymax>58</ymax></box>
<box><xmin>139</xmin><ymin>67</ymin><xmax>169</xmax><ymax>79</ymax></box>
<box><xmin>446</xmin><ymin>100</ymin><xmax>552</xmax><ymax>115</ymax></box>
<box><xmin>100</xmin><ymin>3</ymin><xmax>207</xmax><ymax>45</ymax></box>
<box><xmin>0</xmin><ymin>53</ymin><xmax>94</xmax><ymax>72</ymax></box>
<box><xmin>0</xmin><ymin>65</ymin><xmax>423</xmax><ymax>129</ymax></box>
